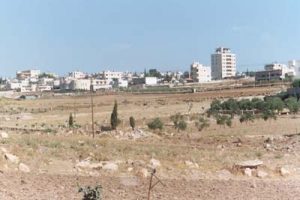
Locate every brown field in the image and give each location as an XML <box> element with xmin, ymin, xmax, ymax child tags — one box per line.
<box><xmin>0</xmin><ymin>86</ymin><xmax>300</xmax><ymax>199</ymax></box>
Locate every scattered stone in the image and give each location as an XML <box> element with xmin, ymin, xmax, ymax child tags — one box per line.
<box><xmin>19</xmin><ymin>163</ymin><xmax>30</xmax><ymax>173</ymax></box>
<box><xmin>150</xmin><ymin>159</ymin><xmax>161</xmax><ymax>168</ymax></box>
<box><xmin>236</xmin><ymin>160</ymin><xmax>263</xmax><ymax>169</ymax></box>
<box><xmin>280</xmin><ymin>167</ymin><xmax>290</xmax><ymax>176</ymax></box>
<box><xmin>0</xmin><ymin>132</ymin><xmax>9</xmax><ymax>139</ymax></box>
<box><xmin>4</xmin><ymin>153</ymin><xmax>19</xmax><ymax>164</ymax></box>
<box><xmin>257</xmin><ymin>170</ymin><xmax>268</xmax><ymax>178</ymax></box>
<box><xmin>78</xmin><ymin>140</ymin><xmax>85</xmax><ymax>146</ymax></box>
<box><xmin>0</xmin><ymin>147</ymin><xmax>8</xmax><ymax>154</ymax></box>
<box><xmin>76</xmin><ymin>160</ymin><xmax>102</xmax><ymax>170</ymax></box>
<box><xmin>127</xmin><ymin>167</ymin><xmax>133</xmax><ymax>172</ymax></box>
<box><xmin>102</xmin><ymin>162</ymin><xmax>118</xmax><ymax>172</ymax></box>
<box><xmin>244</xmin><ymin>168</ymin><xmax>252</xmax><ymax>177</ymax></box>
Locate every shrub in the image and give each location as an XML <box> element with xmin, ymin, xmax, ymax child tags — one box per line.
<box><xmin>216</xmin><ymin>115</ymin><xmax>232</xmax><ymax>127</ymax></box>
<box><xmin>195</xmin><ymin>116</ymin><xmax>210</xmax><ymax>131</ymax></box>
<box><xmin>110</xmin><ymin>100</ymin><xmax>120</xmax><ymax>130</ymax></box>
<box><xmin>79</xmin><ymin>185</ymin><xmax>102</xmax><ymax>200</ymax></box>
<box><xmin>129</xmin><ymin>116</ymin><xmax>135</xmax><ymax>130</ymax></box>
<box><xmin>148</xmin><ymin>118</ymin><xmax>163</xmax><ymax>130</ymax></box>
<box><xmin>261</xmin><ymin>110</ymin><xmax>277</xmax><ymax>121</ymax></box>
<box><xmin>170</xmin><ymin>113</ymin><xmax>187</xmax><ymax>131</ymax></box>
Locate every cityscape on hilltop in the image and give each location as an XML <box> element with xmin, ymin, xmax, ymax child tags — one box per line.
<box><xmin>0</xmin><ymin>47</ymin><xmax>299</xmax><ymax>95</ymax></box>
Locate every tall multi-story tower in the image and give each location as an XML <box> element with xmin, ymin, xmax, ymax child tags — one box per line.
<box><xmin>211</xmin><ymin>47</ymin><xmax>236</xmax><ymax>80</ymax></box>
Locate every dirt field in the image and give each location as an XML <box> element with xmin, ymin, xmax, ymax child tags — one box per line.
<box><xmin>0</xmin><ymin>86</ymin><xmax>299</xmax><ymax>199</ymax></box>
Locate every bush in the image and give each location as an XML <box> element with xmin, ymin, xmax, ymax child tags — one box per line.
<box><xmin>148</xmin><ymin>118</ymin><xmax>164</xmax><ymax>130</ymax></box>
<box><xmin>129</xmin><ymin>116</ymin><xmax>135</xmax><ymax>130</ymax></box>
<box><xmin>216</xmin><ymin>115</ymin><xmax>232</xmax><ymax>127</ymax></box>
<box><xmin>79</xmin><ymin>185</ymin><xmax>102</xmax><ymax>200</ymax></box>
<box><xmin>170</xmin><ymin>113</ymin><xmax>187</xmax><ymax>131</ymax></box>
<box><xmin>195</xmin><ymin>116</ymin><xmax>210</xmax><ymax>131</ymax></box>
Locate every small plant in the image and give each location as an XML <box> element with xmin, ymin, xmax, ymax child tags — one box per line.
<box><xmin>69</xmin><ymin>113</ymin><xmax>74</xmax><ymax>128</ymax></box>
<box><xmin>148</xmin><ymin>118</ymin><xmax>163</xmax><ymax>130</ymax></box>
<box><xmin>79</xmin><ymin>185</ymin><xmax>102</xmax><ymax>200</ymax></box>
<box><xmin>195</xmin><ymin>116</ymin><xmax>210</xmax><ymax>131</ymax></box>
<box><xmin>170</xmin><ymin>113</ymin><xmax>187</xmax><ymax>131</ymax></box>
<box><xmin>129</xmin><ymin>116</ymin><xmax>135</xmax><ymax>130</ymax></box>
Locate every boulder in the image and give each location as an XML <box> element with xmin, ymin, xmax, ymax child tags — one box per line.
<box><xmin>137</xmin><ymin>168</ymin><xmax>149</xmax><ymax>178</ymax></box>
<box><xmin>19</xmin><ymin>163</ymin><xmax>30</xmax><ymax>173</ymax></box>
<box><xmin>0</xmin><ymin>132</ymin><xmax>9</xmax><ymax>139</ymax></box>
<box><xmin>4</xmin><ymin>153</ymin><xmax>19</xmax><ymax>164</ymax></box>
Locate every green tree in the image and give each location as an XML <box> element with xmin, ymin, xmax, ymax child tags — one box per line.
<box><xmin>292</xmin><ymin>79</ymin><xmax>300</xmax><ymax>88</ymax></box>
<box><xmin>239</xmin><ymin>112</ymin><xmax>255</xmax><ymax>124</ymax></box>
<box><xmin>129</xmin><ymin>116</ymin><xmax>136</xmax><ymax>130</ymax></box>
<box><xmin>110</xmin><ymin>101</ymin><xmax>119</xmax><ymax>130</ymax></box>
<box><xmin>69</xmin><ymin>113</ymin><xmax>74</xmax><ymax>128</ymax></box>
<box><xmin>267</xmin><ymin>97</ymin><xmax>284</xmax><ymax>112</ymax></box>
<box><xmin>148</xmin><ymin>118</ymin><xmax>164</xmax><ymax>130</ymax></box>
<box><xmin>285</xmin><ymin>97</ymin><xmax>300</xmax><ymax>114</ymax></box>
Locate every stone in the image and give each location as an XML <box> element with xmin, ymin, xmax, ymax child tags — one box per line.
<box><xmin>4</xmin><ymin>153</ymin><xmax>19</xmax><ymax>164</ymax></box>
<box><xmin>0</xmin><ymin>147</ymin><xmax>8</xmax><ymax>154</ymax></box>
<box><xmin>244</xmin><ymin>168</ymin><xmax>252</xmax><ymax>177</ymax></box>
<box><xmin>280</xmin><ymin>167</ymin><xmax>290</xmax><ymax>176</ymax></box>
<box><xmin>19</xmin><ymin>163</ymin><xmax>30</xmax><ymax>173</ymax></box>
<box><xmin>185</xmin><ymin>161</ymin><xmax>199</xmax><ymax>169</ymax></box>
<box><xmin>76</xmin><ymin>160</ymin><xmax>102</xmax><ymax>170</ymax></box>
<box><xmin>102</xmin><ymin>162</ymin><xmax>118</xmax><ymax>172</ymax></box>
<box><xmin>0</xmin><ymin>132</ymin><xmax>9</xmax><ymax>139</ymax></box>
<box><xmin>150</xmin><ymin>158</ymin><xmax>161</xmax><ymax>168</ymax></box>
<box><xmin>257</xmin><ymin>170</ymin><xmax>268</xmax><ymax>178</ymax></box>
<box><xmin>236</xmin><ymin>160</ymin><xmax>263</xmax><ymax>168</ymax></box>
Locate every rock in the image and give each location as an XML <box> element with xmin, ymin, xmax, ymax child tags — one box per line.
<box><xmin>280</xmin><ymin>167</ymin><xmax>290</xmax><ymax>176</ymax></box>
<box><xmin>0</xmin><ymin>132</ymin><xmax>9</xmax><ymax>139</ymax></box>
<box><xmin>257</xmin><ymin>170</ymin><xmax>268</xmax><ymax>178</ymax></box>
<box><xmin>78</xmin><ymin>140</ymin><xmax>85</xmax><ymax>146</ymax></box>
<box><xmin>150</xmin><ymin>159</ymin><xmax>161</xmax><ymax>168</ymax></box>
<box><xmin>19</xmin><ymin>163</ymin><xmax>30</xmax><ymax>173</ymax></box>
<box><xmin>236</xmin><ymin>160</ymin><xmax>263</xmax><ymax>168</ymax></box>
<box><xmin>137</xmin><ymin>168</ymin><xmax>149</xmax><ymax>178</ymax></box>
<box><xmin>244</xmin><ymin>168</ymin><xmax>252</xmax><ymax>177</ymax></box>
<box><xmin>185</xmin><ymin>161</ymin><xmax>199</xmax><ymax>169</ymax></box>
<box><xmin>4</xmin><ymin>153</ymin><xmax>19</xmax><ymax>164</ymax></box>
<box><xmin>127</xmin><ymin>167</ymin><xmax>133</xmax><ymax>172</ymax></box>
<box><xmin>102</xmin><ymin>162</ymin><xmax>118</xmax><ymax>172</ymax></box>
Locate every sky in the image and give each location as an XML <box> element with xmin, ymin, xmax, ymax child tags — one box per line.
<box><xmin>0</xmin><ymin>0</ymin><xmax>299</xmax><ymax>77</ymax></box>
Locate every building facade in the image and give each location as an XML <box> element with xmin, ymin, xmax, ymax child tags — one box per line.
<box><xmin>190</xmin><ymin>62</ymin><xmax>211</xmax><ymax>83</ymax></box>
<box><xmin>211</xmin><ymin>47</ymin><xmax>236</xmax><ymax>80</ymax></box>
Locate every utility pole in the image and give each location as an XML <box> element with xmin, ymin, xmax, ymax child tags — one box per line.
<box><xmin>90</xmin><ymin>77</ymin><xmax>95</xmax><ymax>138</ymax></box>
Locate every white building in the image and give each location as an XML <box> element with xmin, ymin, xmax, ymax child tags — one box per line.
<box><xmin>101</xmin><ymin>71</ymin><xmax>123</xmax><ymax>80</ymax></box>
<box><xmin>190</xmin><ymin>62</ymin><xmax>211</xmax><ymax>83</ymax></box>
<box><xmin>145</xmin><ymin>77</ymin><xmax>158</xmax><ymax>86</ymax></box>
<box><xmin>211</xmin><ymin>47</ymin><xmax>236</xmax><ymax>80</ymax></box>
<box><xmin>265</xmin><ymin>63</ymin><xmax>295</xmax><ymax>79</ymax></box>
<box><xmin>70</xmin><ymin>79</ymin><xmax>91</xmax><ymax>91</ymax></box>
<box><xmin>288</xmin><ymin>60</ymin><xmax>300</xmax><ymax>78</ymax></box>
<box><xmin>69</xmin><ymin>71</ymin><xmax>87</xmax><ymax>79</ymax></box>
<box><xmin>16</xmin><ymin>69</ymin><xmax>41</xmax><ymax>80</ymax></box>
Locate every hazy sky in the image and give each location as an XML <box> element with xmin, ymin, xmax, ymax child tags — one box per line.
<box><xmin>0</xmin><ymin>0</ymin><xmax>299</xmax><ymax>76</ymax></box>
